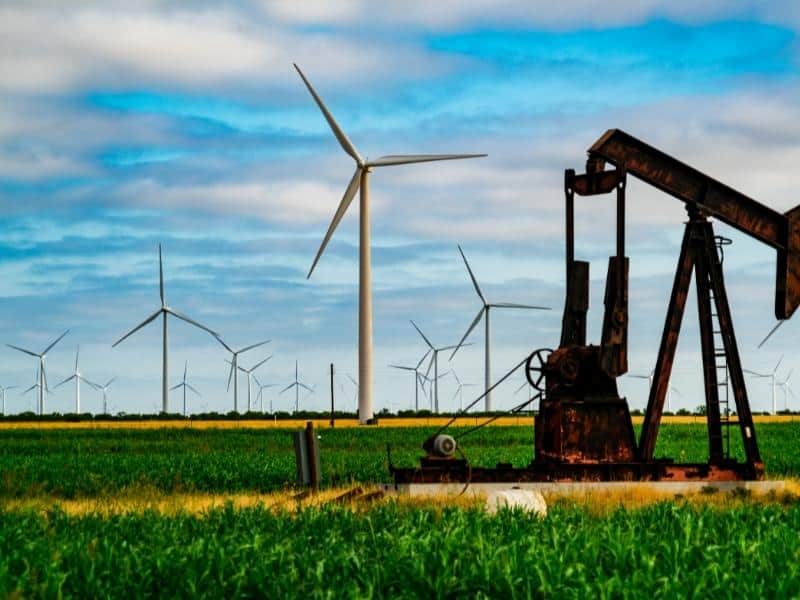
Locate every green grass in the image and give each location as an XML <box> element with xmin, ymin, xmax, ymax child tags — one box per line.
<box><xmin>0</xmin><ymin>424</ymin><xmax>799</xmax><ymax>498</ymax></box>
<box><xmin>1</xmin><ymin>502</ymin><xmax>800</xmax><ymax>598</ymax></box>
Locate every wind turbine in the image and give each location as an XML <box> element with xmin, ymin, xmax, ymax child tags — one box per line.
<box><xmin>389</xmin><ymin>349</ymin><xmax>431</xmax><ymax>411</ymax></box>
<box><xmin>450</xmin><ymin>245</ymin><xmax>550</xmax><ymax>412</ymax></box>
<box><xmin>777</xmin><ymin>369</ymin><xmax>794</xmax><ymax>412</ymax></box>
<box><xmin>745</xmin><ymin>356</ymin><xmax>784</xmax><ymax>414</ymax></box>
<box><xmin>254</xmin><ymin>374</ymin><xmax>278</xmax><ymax>413</ymax></box>
<box><xmin>280</xmin><ymin>361</ymin><xmax>313</xmax><ymax>413</ymax></box>
<box><xmin>294</xmin><ymin>63</ymin><xmax>486</xmax><ymax>424</ymax></box>
<box><xmin>92</xmin><ymin>377</ymin><xmax>116</xmax><ymax>415</ymax></box>
<box><xmin>232</xmin><ymin>355</ymin><xmax>272</xmax><ymax>412</ymax></box>
<box><xmin>215</xmin><ymin>337</ymin><xmax>270</xmax><ymax>413</ymax></box>
<box><xmin>7</xmin><ymin>329</ymin><xmax>69</xmax><ymax>415</ymax></box>
<box><xmin>450</xmin><ymin>370</ymin><xmax>477</xmax><ymax>412</ymax></box>
<box><xmin>0</xmin><ymin>384</ymin><xmax>17</xmax><ymax>415</ymax></box>
<box><xmin>170</xmin><ymin>361</ymin><xmax>200</xmax><ymax>417</ymax></box>
<box><xmin>112</xmin><ymin>245</ymin><xmax>218</xmax><ymax>414</ymax></box>
<box><xmin>629</xmin><ymin>369</ymin><xmax>682</xmax><ymax>412</ymax></box>
<box><xmin>54</xmin><ymin>346</ymin><xmax>96</xmax><ymax>414</ymax></box>
<box><xmin>411</xmin><ymin>320</ymin><xmax>464</xmax><ymax>414</ymax></box>
<box><xmin>22</xmin><ymin>367</ymin><xmax>51</xmax><ymax>411</ymax></box>
<box><xmin>347</xmin><ymin>374</ymin><xmax>359</xmax><ymax>411</ymax></box>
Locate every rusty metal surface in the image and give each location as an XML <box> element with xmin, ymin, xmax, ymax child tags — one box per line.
<box><xmin>588</xmin><ymin>128</ymin><xmax>800</xmax><ymax>319</ymax></box>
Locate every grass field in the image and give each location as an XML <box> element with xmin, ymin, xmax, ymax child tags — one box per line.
<box><xmin>2</xmin><ymin>423</ymin><xmax>799</xmax><ymax>598</ymax></box>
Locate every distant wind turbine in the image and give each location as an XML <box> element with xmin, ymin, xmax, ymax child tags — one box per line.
<box><xmin>280</xmin><ymin>361</ymin><xmax>313</xmax><ymax>413</ymax></box>
<box><xmin>22</xmin><ymin>367</ymin><xmax>51</xmax><ymax>411</ymax></box>
<box><xmin>411</xmin><ymin>320</ymin><xmax>464</xmax><ymax>413</ymax></box>
<box><xmin>253</xmin><ymin>374</ymin><xmax>278</xmax><ymax>413</ymax></box>
<box><xmin>629</xmin><ymin>369</ymin><xmax>682</xmax><ymax>412</ymax></box>
<box><xmin>389</xmin><ymin>349</ymin><xmax>431</xmax><ymax>411</ymax></box>
<box><xmin>294</xmin><ymin>63</ymin><xmax>486</xmax><ymax>424</ymax></box>
<box><xmin>450</xmin><ymin>245</ymin><xmax>550</xmax><ymax>411</ymax></box>
<box><xmin>92</xmin><ymin>377</ymin><xmax>116</xmax><ymax>415</ymax></box>
<box><xmin>744</xmin><ymin>356</ymin><xmax>784</xmax><ymax>415</ymax></box>
<box><xmin>54</xmin><ymin>346</ymin><xmax>96</xmax><ymax>414</ymax></box>
<box><xmin>113</xmin><ymin>245</ymin><xmax>218</xmax><ymax>414</ymax></box>
<box><xmin>170</xmin><ymin>361</ymin><xmax>200</xmax><ymax>417</ymax></box>
<box><xmin>777</xmin><ymin>369</ymin><xmax>794</xmax><ymax>412</ymax></box>
<box><xmin>450</xmin><ymin>370</ymin><xmax>477</xmax><ymax>412</ymax></box>
<box><xmin>233</xmin><ymin>355</ymin><xmax>272</xmax><ymax>412</ymax></box>
<box><xmin>0</xmin><ymin>384</ymin><xmax>17</xmax><ymax>415</ymax></box>
<box><xmin>7</xmin><ymin>329</ymin><xmax>69</xmax><ymax>415</ymax></box>
<box><xmin>215</xmin><ymin>337</ymin><xmax>270</xmax><ymax>413</ymax></box>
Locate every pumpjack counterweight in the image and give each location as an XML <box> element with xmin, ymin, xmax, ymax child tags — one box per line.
<box><xmin>393</xmin><ymin>129</ymin><xmax>797</xmax><ymax>485</ymax></box>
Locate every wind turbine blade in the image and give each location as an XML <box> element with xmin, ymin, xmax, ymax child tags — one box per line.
<box><xmin>84</xmin><ymin>379</ymin><xmax>101</xmax><ymax>390</ymax></box>
<box><xmin>390</xmin><ymin>365</ymin><xmax>415</xmax><ymax>371</ymax></box>
<box><xmin>440</xmin><ymin>342</ymin><xmax>472</xmax><ymax>353</ymax></box>
<box><xmin>368</xmin><ymin>154</ymin><xmax>487</xmax><ymax>167</ymax></box>
<box><xmin>213</xmin><ymin>335</ymin><xmax>234</xmax><ymax>353</ymax></box>
<box><xmin>6</xmin><ymin>344</ymin><xmax>39</xmax><ymax>357</ymax></box>
<box><xmin>186</xmin><ymin>384</ymin><xmax>201</xmax><ymax>396</ymax></box>
<box><xmin>54</xmin><ymin>374</ymin><xmax>74</xmax><ymax>388</ymax></box>
<box><xmin>307</xmin><ymin>167</ymin><xmax>361</xmax><ymax>279</ymax></box>
<box><xmin>347</xmin><ymin>375</ymin><xmax>358</xmax><ymax>387</ymax></box>
<box><xmin>490</xmin><ymin>302</ymin><xmax>551</xmax><ymax>310</ymax></box>
<box><xmin>42</xmin><ymin>368</ymin><xmax>49</xmax><ymax>392</ymax></box>
<box><xmin>758</xmin><ymin>320</ymin><xmax>784</xmax><ymax>348</ymax></box>
<box><xmin>458</xmin><ymin>245</ymin><xmax>486</xmax><ymax>304</ymax></box>
<box><xmin>786</xmin><ymin>369</ymin><xmax>794</xmax><ymax>383</ymax></box>
<box><xmin>23</xmin><ymin>383</ymin><xmax>36</xmax><ymax>394</ymax></box>
<box><xmin>239</xmin><ymin>340</ymin><xmax>271</xmax><ymax>354</ymax></box>
<box><xmin>300</xmin><ymin>383</ymin><xmax>314</xmax><ymax>393</ymax></box>
<box><xmin>450</xmin><ymin>307</ymin><xmax>484</xmax><ymax>360</ymax></box>
<box><xmin>424</xmin><ymin>352</ymin><xmax>435</xmax><ymax>380</ymax></box>
<box><xmin>774</xmin><ymin>355</ymin><xmax>784</xmax><ymax>374</ymax></box>
<box><xmin>670</xmin><ymin>386</ymin><xmax>683</xmax><ymax>396</ymax></box>
<box><xmin>43</xmin><ymin>329</ymin><xmax>70</xmax><ymax>355</ymax></box>
<box><xmin>279</xmin><ymin>382</ymin><xmax>295</xmax><ymax>394</ymax></box>
<box><xmin>113</xmin><ymin>310</ymin><xmax>162</xmax><ymax>347</ymax></box>
<box><xmin>183</xmin><ymin>361</ymin><xmax>187</xmax><ymax>381</ymax></box>
<box><xmin>169</xmin><ymin>383</ymin><xmax>182</xmax><ymax>391</ymax></box>
<box><xmin>75</xmin><ymin>345</ymin><xmax>79</xmax><ymax>372</ymax></box>
<box><xmin>415</xmin><ymin>348</ymin><xmax>431</xmax><ymax>370</ymax></box>
<box><xmin>165</xmin><ymin>308</ymin><xmax>219</xmax><ymax>337</ymax></box>
<box><xmin>514</xmin><ymin>381</ymin><xmax>528</xmax><ymax>394</ymax></box>
<box><xmin>226</xmin><ymin>361</ymin><xmax>235</xmax><ymax>392</ymax></box>
<box><xmin>451</xmin><ymin>387</ymin><xmax>460</xmax><ymax>403</ymax></box>
<box><xmin>743</xmin><ymin>369</ymin><xmax>768</xmax><ymax>377</ymax></box>
<box><xmin>410</xmin><ymin>320</ymin><xmax>434</xmax><ymax>349</ymax></box>
<box><xmin>452</xmin><ymin>370</ymin><xmax>462</xmax><ymax>386</ymax></box>
<box><xmin>293</xmin><ymin>64</ymin><xmax>362</xmax><ymax>164</ymax></box>
<box><xmin>158</xmin><ymin>243</ymin><xmax>164</xmax><ymax>304</ymax></box>
<box><xmin>105</xmin><ymin>377</ymin><xmax>116</xmax><ymax>388</ymax></box>
<box><xmin>250</xmin><ymin>354</ymin><xmax>272</xmax><ymax>373</ymax></box>
<box><xmin>629</xmin><ymin>375</ymin><xmax>650</xmax><ymax>380</ymax></box>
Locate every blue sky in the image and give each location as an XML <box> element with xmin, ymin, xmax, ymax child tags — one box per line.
<box><xmin>1</xmin><ymin>1</ymin><xmax>799</xmax><ymax>415</ymax></box>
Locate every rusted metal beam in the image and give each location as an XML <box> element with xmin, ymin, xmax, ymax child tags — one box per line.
<box><xmin>588</xmin><ymin>129</ymin><xmax>800</xmax><ymax>318</ymax></box>
<box><xmin>639</xmin><ymin>221</ymin><xmax>695</xmax><ymax>460</ymax></box>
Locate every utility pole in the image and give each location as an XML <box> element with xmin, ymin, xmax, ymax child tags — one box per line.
<box><xmin>330</xmin><ymin>363</ymin><xmax>335</xmax><ymax>428</ymax></box>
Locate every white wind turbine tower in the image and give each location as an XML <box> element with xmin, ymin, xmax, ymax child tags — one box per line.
<box><xmin>280</xmin><ymin>361</ymin><xmax>313</xmax><ymax>413</ymax></box>
<box><xmin>389</xmin><ymin>349</ymin><xmax>431</xmax><ymax>411</ymax></box>
<box><xmin>411</xmin><ymin>320</ymin><xmax>464</xmax><ymax>414</ymax></box>
<box><xmin>215</xmin><ymin>337</ymin><xmax>270</xmax><ymax>413</ymax></box>
<box><xmin>7</xmin><ymin>330</ymin><xmax>69</xmax><ymax>415</ymax></box>
<box><xmin>253</xmin><ymin>374</ymin><xmax>278</xmax><ymax>413</ymax></box>
<box><xmin>232</xmin><ymin>355</ymin><xmax>272</xmax><ymax>412</ymax></box>
<box><xmin>170</xmin><ymin>361</ymin><xmax>200</xmax><ymax>417</ymax></box>
<box><xmin>745</xmin><ymin>356</ymin><xmax>784</xmax><ymax>414</ymax></box>
<box><xmin>450</xmin><ymin>245</ymin><xmax>550</xmax><ymax>412</ymax></box>
<box><xmin>629</xmin><ymin>369</ymin><xmax>682</xmax><ymax>412</ymax></box>
<box><xmin>0</xmin><ymin>384</ymin><xmax>17</xmax><ymax>415</ymax></box>
<box><xmin>54</xmin><ymin>346</ymin><xmax>97</xmax><ymax>414</ymax></box>
<box><xmin>113</xmin><ymin>245</ymin><xmax>218</xmax><ymax>414</ymax></box>
<box><xmin>93</xmin><ymin>377</ymin><xmax>116</xmax><ymax>415</ymax></box>
<box><xmin>294</xmin><ymin>64</ymin><xmax>486</xmax><ymax>424</ymax></box>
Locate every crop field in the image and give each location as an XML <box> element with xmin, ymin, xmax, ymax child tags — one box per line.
<box><xmin>2</xmin><ymin>423</ymin><xmax>800</xmax><ymax>597</ymax></box>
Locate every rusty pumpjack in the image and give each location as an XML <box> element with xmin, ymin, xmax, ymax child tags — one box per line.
<box><xmin>392</xmin><ymin>129</ymin><xmax>800</xmax><ymax>484</ymax></box>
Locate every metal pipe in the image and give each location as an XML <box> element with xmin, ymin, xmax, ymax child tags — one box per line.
<box><xmin>358</xmin><ymin>168</ymin><xmax>374</xmax><ymax>423</ymax></box>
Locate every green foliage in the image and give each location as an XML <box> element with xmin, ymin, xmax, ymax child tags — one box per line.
<box><xmin>0</xmin><ymin>423</ymin><xmax>799</xmax><ymax>498</ymax></box>
<box><xmin>1</xmin><ymin>502</ymin><xmax>800</xmax><ymax>598</ymax></box>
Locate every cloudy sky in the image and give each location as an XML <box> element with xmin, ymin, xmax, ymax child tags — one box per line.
<box><xmin>1</xmin><ymin>1</ymin><xmax>799</xmax><ymax>415</ymax></box>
